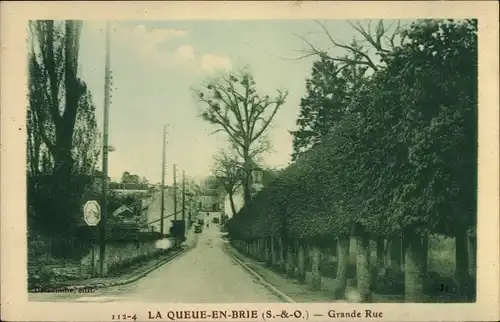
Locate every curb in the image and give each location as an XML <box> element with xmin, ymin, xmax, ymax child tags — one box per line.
<box><xmin>225</xmin><ymin>246</ymin><xmax>296</xmax><ymax>303</ymax></box>
<box><xmin>32</xmin><ymin>245</ymin><xmax>194</xmax><ymax>293</ymax></box>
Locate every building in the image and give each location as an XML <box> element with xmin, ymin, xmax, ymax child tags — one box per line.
<box><xmin>197</xmin><ymin>194</ymin><xmax>223</xmax><ymax>212</ymax></box>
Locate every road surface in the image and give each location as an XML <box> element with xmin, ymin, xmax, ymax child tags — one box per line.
<box><xmin>29</xmin><ymin>214</ymin><xmax>281</xmax><ymax>303</ymax></box>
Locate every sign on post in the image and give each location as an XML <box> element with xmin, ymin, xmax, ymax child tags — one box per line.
<box><xmin>83</xmin><ymin>200</ymin><xmax>101</xmax><ymax>226</ymax></box>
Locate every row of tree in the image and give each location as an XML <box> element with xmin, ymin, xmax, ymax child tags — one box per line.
<box><xmin>227</xmin><ymin>19</ymin><xmax>477</xmax><ymax>302</ymax></box>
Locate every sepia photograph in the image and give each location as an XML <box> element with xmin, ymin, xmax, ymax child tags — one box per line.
<box><xmin>1</xmin><ymin>1</ymin><xmax>499</xmax><ymax>321</ymax></box>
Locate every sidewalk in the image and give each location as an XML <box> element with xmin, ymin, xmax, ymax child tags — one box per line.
<box><xmin>224</xmin><ymin>244</ymin><xmax>339</xmax><ymax>302</ymax></box>
<box><xmin>30</xmin><ymin>234</ymin><xmax>199</xmax><ymax>292</ymax></box>
<box><xmin>225</xmin><ymin>244</ymin><xmax>405</xmax><ymax>303</ymax></box>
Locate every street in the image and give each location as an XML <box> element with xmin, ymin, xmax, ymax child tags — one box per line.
<box><xmin>29</xmin><ymin>215</ymin><xmax>281</xmax><ymax>303</ymax></box>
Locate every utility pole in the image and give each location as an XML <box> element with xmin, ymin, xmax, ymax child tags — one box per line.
<box><xmin>173</xmin><ymin>164</ymin><xmax>178</xmax><ymax>247</ymax></box>
<box><xmin>100</xmin><ymin>21</ymin><xmax>111</xmax><ymax>277</ymax></box>
<box><xmin>160</xmin><ymin>125</ymin><xmax>166</xmax><ymax>236</ymax></box>
<box><xmin>182</xmin><ymin>170</ymin><xmax>186</xmax><ymax>222</ymax></box>
<box><xmin>173</xmin><ymin>164</ymin><xmax>177</xmax><ymax>220</ymax></box>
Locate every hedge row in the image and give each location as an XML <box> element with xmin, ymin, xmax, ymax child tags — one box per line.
<box><xmin>228</xmin><ymin>20</ymin><xmax>477</xmax><ymax>243</ymax></box>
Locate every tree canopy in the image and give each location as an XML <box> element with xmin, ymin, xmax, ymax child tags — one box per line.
<box><xmin>229</xmin><ymin>19</ymin><xmax>477</xmax><ymax>242</ymax></box>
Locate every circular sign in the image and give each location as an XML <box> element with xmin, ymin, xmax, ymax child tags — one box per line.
<box><xmin>83</xmin><ymin>200</ymin><xmax>101</xmax><ymax>226</ymax></box>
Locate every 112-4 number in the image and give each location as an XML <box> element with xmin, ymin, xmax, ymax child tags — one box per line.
<box><xmin>112</xmin><ymin>314</ymin><xmax>137</xmax><ymax>321</ymax></box>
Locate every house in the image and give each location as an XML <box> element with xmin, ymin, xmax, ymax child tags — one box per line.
<box><xmin>197</xmin><ymin>194</ymin><xmax>223</xmax><ymax>212</ymax></box>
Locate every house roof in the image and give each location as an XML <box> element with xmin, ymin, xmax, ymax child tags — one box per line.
<box><xmin>112</xmin><ymin>205</ymin><xmax>134</xmax><ymax>217</ymax></box>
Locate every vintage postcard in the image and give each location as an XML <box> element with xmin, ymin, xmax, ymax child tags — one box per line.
<box><xmin>1</xmin><ymin>1</ymin><xmax>499</xmax><ymax>321</ymax></box>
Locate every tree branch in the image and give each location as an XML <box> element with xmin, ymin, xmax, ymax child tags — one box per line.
<box><xmin>251</xmin><ymin>90</ymin><xmax>288</xmax><ymax>142</ymax></box>
<box><xmin>315</xmin><ymin>20</ymin><xmax>379</xmax><ymax>71</ymax></box>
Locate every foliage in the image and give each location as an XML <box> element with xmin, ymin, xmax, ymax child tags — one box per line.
<box><xmin>229</xmin><ymin>19</ymin><xmax>477</xmax><ymax>244</ymax></box>
<box><xmin>291</xmin><ymin>49</ymin><xmax>368</xmax><ymax>160</ymax></box>
<box><xmin>27</xmin><ymin>20</ymin><xmax>100</xmax><ymax>242</ymax></box>
<box><xmin>120</xmin><ymin>171</ymin><xmax>148</xmax><ymax>185</ymax></box>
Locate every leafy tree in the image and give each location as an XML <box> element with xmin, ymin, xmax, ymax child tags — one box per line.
<box><xmin>381</xmin><ymin>19</ymin><xmax>478</xmax><ymax>301</ymax></box>
<box><xmin>27</xmin><ymin>20</ymin><xmax>99</xmax><ymax>242</ymax></box>
<box><xmin>291</xmin><ymin>53</ymin><xmax>368</xmax><ymax>160</ymax></box>
<box><xmin>291</xmin><ymin>20</ymin><xmax>405</xmax><ymax>160</ymax></box>
<box><xmin>194</xmin><ymin>69</ymin><xmax>288</xmax><ymax>206</ymax></box>
<box><xmin>121</xmin><ymin>171</ymin><xmax>139</xmax><ymax>184</ymax></box>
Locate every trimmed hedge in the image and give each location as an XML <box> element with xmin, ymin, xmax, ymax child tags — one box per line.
<box><xmin>229</xmin><ymin>19</ymin><xmax>477</xmax><ymax>243</ymax></box>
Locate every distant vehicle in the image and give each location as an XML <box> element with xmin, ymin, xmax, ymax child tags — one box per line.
<box><xmin>194</xmin><ymin>225</ymin><xmax>202</xmax><ymax>234</ymax></box>
<box><xmin>212</xmin><ymin>217</ymin><xmax>219</xmax><ymax>224</ymax></box>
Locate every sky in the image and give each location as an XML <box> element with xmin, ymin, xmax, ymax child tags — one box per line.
<box><xmin>78</xmin><ymin>19</ymin><xmax>398</xmax><ymax>185</ymax></box>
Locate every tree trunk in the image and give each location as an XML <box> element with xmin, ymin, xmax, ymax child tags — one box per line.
<box><xmin>297</xmin><ymin>241</ymin><xmax>306</xmax><ymax>283</ymax></box>
<box><xmin>356</xmin><ymin>225</ymin><xmax>372</xmax><ymax>302</ymax></box>
<box><xmin>376</xmin><ymin>236</ymin><xmax>385</xmax><ymax>275</ymax></box>
<box><xmin>349</xmin><ymin>236</ymin><xmax>357</xmax><ymax>274</ymax></box>
<box><xmin>242</xmin><ymin>149</ymin><xmax>252</xmax><ymax>206</ymax></box>
<box><xmin>467</xmin><ymin>231</ymin><xmax>476</xmax><ymax>278</ymax></box>
<box><xmin>421</xmin><ymin>233</ymin><xmax>429</xmax><ymax>277</ymax></box>
<box><xmin>260</xmin><ymin>239</ymin><xmax>266</xmax><ymax>262</ymax></box>
<box><xmin>261</xmin><ymin>238</ymin><xmax>267</xmax><ymax>263</ymax></box>
<box><xmin>286</xmin><ymin>240</ymin><xmax>295</xmax><ymax>277</ymax></box>
<box><xmin>228</xmin><ymin>193</ymin><xmax>238</xmax><ymax>217</ymax></box>
<box><xmin>310</xmin><ymin>245</ymin><xmax>321</xmax><ymax>291</ymax></box>
<box><xmin>404</xmin><ymin>230</ymin><xmax>425</xmax><ymax>302</ymax></box>
<box><xmin>455</xmin><ymin>228</ymin><xmax>471</xmax><ymax>300</ymax></box>
<box><xmin>467</xmin><ymin>231</ymin><xmax>477</xmax><ymax>301</ymax></box>
<box><xmin>389</xmin><ymin>235</ymin><xmax>402</xmax><ymax>274</ymax></box>
<box><xmin>334</xmin><ymin>235</ymin><xmax>350</xmax><ymax>299</ymax></box>
<box><xmin>278</xmin><ymin>237</ymin><xmax>286</xmax><ymax>272</ymax></box>
<box><xmin>271</xmin><ymin>235</ymin><xmax>277</xmax><ymax>267</ymax></box>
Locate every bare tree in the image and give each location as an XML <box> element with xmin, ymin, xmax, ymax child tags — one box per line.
<box><xmin>212</xmin><ymin>149</ymin><xmax>243</xmax><ymax>217</ymax></box>
<box><xmin>294</xmin><ymin>20</ymin><xmax>405</xmax><ymax>73</ymax></box>
<box><xmin>194</xmin><ymin>69</ymin><xmax>288</xmax><ymax>206</ymax></box>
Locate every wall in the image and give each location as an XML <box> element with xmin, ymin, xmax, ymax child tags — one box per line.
<box><xmin>80</xmin><ymin>238</ymin><xmax>174</xmax><ymax>276</ymax></box>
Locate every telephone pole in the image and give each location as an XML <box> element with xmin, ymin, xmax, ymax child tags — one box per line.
<box><xmin>173</xmin><ymin>164</ymin><xmax>177</xmax><ymax>220</ymax></box>
<box><xmin>100</xmin><ymin>21</ymin><xmax>111</xmax><ymax>277</ymax></box>
<box><xmin>160</xmin><ymin>125</ymin><xmax>166</xmax><ymax>236</ymax></box>
<box><xmin>182</xmin><ymin>170</ymin><xmax>186</xmax><ymax>222</ymax></box>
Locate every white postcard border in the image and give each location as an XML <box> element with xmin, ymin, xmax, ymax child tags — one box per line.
<box><xmin>1</xmin><ymin>1</ymin><xmax>499</xmax><ymax>321</ymax></box>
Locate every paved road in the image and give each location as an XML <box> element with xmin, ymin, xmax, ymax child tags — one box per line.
<box><xmin>29</xmin><ymin>214</ymin><xmax>280</xmax><ymax>303</ymax></box>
